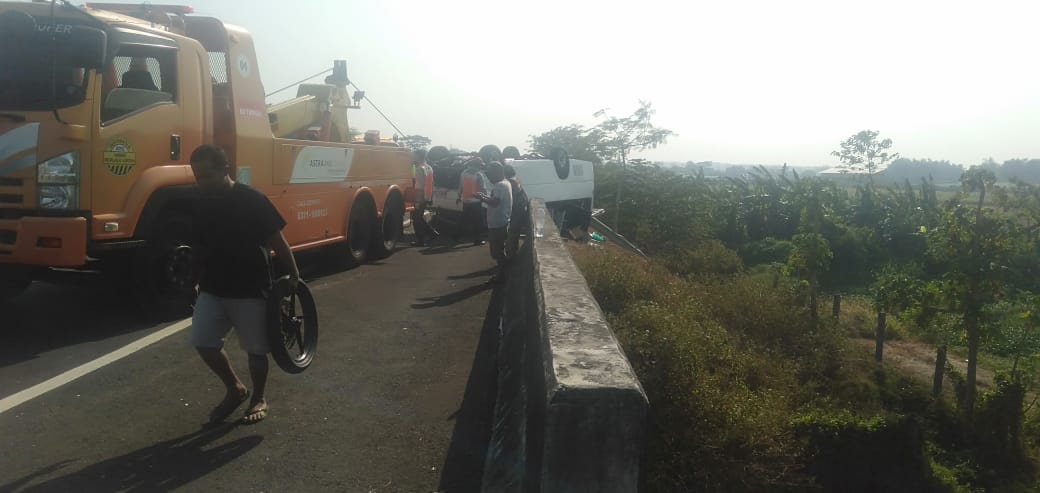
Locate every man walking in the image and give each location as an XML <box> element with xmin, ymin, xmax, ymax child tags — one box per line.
<box><xmin>188</xmin><ymin>144</ymin><xmax>300</xmax><ymax>425</ymax></box>
<box><xmin>475</xmin><ymin>161</ymin><xmax>512</xmax><ymax>284</ymax></box>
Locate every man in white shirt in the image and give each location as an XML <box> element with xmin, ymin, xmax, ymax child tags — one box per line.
<box><xmin>475</xmin><ymin>161</ymin><xmax>512</xmax><ymax>284</ymax></box>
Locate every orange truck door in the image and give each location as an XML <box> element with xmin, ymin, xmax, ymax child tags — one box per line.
<box><xmin>92</xmin><ymin>42</ymin><xmax>203</xmax><ymax>240</ymax></box>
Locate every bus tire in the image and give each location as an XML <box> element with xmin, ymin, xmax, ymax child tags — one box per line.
<box><xmin>133</xmin><ymin>211</ymin><xmax>196</xmax><ymax>320</ymax></box>
<box><xmin>479</xmin><ymin>145</ymin><xmax>502</xmax><ymax>164</ymax></box>
<box><xmin>344</xmin><ymin>196</ymin><xmax>375</xmax><ymax>266</ymax></box>
<box><xmin>550</xmin><ymin>147</ymin><xmax>570</xmax><ymax>180</ymax></box>
<box><xmin>372</xmin><ymin>192</ymin><xmax>404</xmax><ymax>259</ymax></box>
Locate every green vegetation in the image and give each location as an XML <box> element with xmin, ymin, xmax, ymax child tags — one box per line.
<box><xmin>535</xmin><ymin>114</ymin><xmax>1040</xmax><ymax>490</ymax></box>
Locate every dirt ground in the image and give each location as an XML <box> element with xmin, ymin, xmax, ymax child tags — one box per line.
<box><xmin>850</xmin><ymin>338</ymin><xmax>997</xmax><ymax>396</ymax></box>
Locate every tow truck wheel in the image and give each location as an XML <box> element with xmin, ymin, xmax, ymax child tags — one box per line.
<box><xmin>344</xmin><ymin>197</ymin><xmax>374</xmax><ymax>266</ymax></box>
<box><xmin>372</xmin><ymin>194</ymin><xmax>404</xmax><ymax>259</ymax></box>
<box><xmin>134</xmin><ymin>212</ymin><xmax>195</xmax><ymax>319</ymax></box>
<box><xmin>0</xmin><ymin>279</ymin><xmax>30</xmax><ymax>303</ymax></box>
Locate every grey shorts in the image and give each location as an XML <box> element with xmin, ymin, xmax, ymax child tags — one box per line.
<box><xmin>190</xmin><ymin>292</ymin><xmax>269</xmax><ymax>355</ymax></box>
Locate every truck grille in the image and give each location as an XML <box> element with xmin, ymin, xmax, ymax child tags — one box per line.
<box><xmin>0</xmin><ymin>177</ymin><xmax>25</xmax><ymax>207</ymax></box>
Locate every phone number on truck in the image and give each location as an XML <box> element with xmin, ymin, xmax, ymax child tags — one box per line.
<box><xmin>296</xmin><ymin>208</ymin><xmax>329</xmax><ymax>220</ymax></box>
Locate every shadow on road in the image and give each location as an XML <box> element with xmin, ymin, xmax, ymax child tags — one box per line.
<box><xmin>0</xmin><ymin>424</ymin><xmax>259</xmax><ymax>493</ymax></box>
<box><xmin>437</xmin><ymin>283</ymin><xmax>502</xmax><ymax>493</ymax></box>
<box><xmin>0</xmin><ymin>248</ymin><xmax>356</xmax><ymax>370</ymax></box>
<box><xmin>0</xmin><ymin>276</ymin><xmax>158</xmax><ymax>369</ymax></box>
<box><xmin>411</xmin><ymin>282</ymin><xmax>492</xmax><ymax>310</ymax></box>
<box><xmin>447</xmin><ymin>267</ymin><xmax>497</xmax><ymax>281</ymax></box>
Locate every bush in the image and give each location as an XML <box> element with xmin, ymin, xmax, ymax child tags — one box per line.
<box><xmin>838</xmin><ymin>296</ymin><xmax>908</xmax><ymax>340</ymax></box>
<box><xmin>792</xmin><ymin>410</ymin><xmax>935</xmax><ymax>493</ymax></box>
<box><xmin>571</xmin><ymin>249</ymin><xmax>662</xmax><ymax>315</ymax></box>
<box><xmin>738</xmin><ymin>237</ymin><xmax>795</xmax><ymax>266</ymax></box>
<box><xmin>611</xmin><ymin>285</ymin><xmax>808</xmax><ymax>491</ymax></box>
<box><xmin>973</xmin><ymin>373</ymin><xmax>1033</xmax><ymax>487</ymax></box>
<box><xmin>662</xmin><ymin>239</ymin><xmax>744</xmax><ymax>277</ymax></box>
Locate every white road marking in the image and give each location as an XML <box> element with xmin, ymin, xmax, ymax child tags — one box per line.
<box><xmin>0</xmin><ymin>318</ymin><xmax>193</xmax><ymax>415</ymax></box>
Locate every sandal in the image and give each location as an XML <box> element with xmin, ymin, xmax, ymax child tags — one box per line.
<box><xmin>241</xmin><ymin>401</ymin><xmax>268</xmax><ymax>425</ymax></box>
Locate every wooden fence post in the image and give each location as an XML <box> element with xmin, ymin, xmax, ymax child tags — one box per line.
<box><xmin>875</xmin><ymin>311</ymin><xmax>886</xmax><ymax>362</ymax></box>
<box><xmin>932</xmin><ymin>345</ymin><xmax>947</xmax><ymax>397</ymax></box>
<box><xmin>832</xmin><ymin>295</ymin><xmax>841</xmax><ymax>320</ymax></box>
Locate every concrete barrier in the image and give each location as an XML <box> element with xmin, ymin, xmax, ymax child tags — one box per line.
<box><xmin>482</xmin><ymin>199</ymin><xmax>649</xmax><ymax>492</ymax></box>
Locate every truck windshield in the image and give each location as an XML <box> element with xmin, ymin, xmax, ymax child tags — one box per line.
<box><xmin>0</xmin><ymin>44</ymin><xmax>90</xmax><ymax>112</ymax></box>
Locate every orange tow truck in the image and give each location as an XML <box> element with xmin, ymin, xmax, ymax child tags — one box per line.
<box><xmin>0</xmin><ymin>2</ymin><xmax>414</xmax><ymax>311</ymax></box>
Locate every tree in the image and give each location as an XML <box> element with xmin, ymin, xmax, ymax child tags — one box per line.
<box><xmin>831</xmin><ymin>130</ymin><xmax>899</xmax><ymax>190</ymax></box>
<box><xmin>593</xmin><ymin>101</ymin><xmax>675</xmax><ymax>230</ymax></box>
<box><xmin>526</xmin><ymin>124</ymin><xmax>603</xmax><ymax>164</ymax></box>
<box><xmin>788</xmin><ymin>232</ymin><xmax>833</xmax><ymax>321</ymax></box>
<box><xmin>927</xmin><ymin>167</ymin><xmax>1015</xmax><ymax>423</ymax></box>
<box><xmin>399</xmin><ymin>134</ymin><xmax>431</xmax><ymax>151</ymax></box>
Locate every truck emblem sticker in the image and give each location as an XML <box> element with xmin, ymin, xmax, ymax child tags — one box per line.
<box><xmin>103</xmin><ymin>137</ymin><xmax>136</xmax><ymax>176</ymax></box>
<box><xmin>237</xmin><ymin>55</ymin><xmax>251</xmax><ymax>78</ymax></box>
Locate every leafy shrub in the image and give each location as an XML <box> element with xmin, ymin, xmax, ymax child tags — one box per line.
<box><xmin>792</xmin><ymin>410</ymin><xmax>934</xmax><ymax>493</ymax></box>
<box><xmin>972</xmin><ymin>372</ymin><xmax>1033</xmax><ymax>487</ymax></box>
<box><xmin>662</xmin><ymin>239</ymin><xmax>744</xmax><ymax>278</ymax></box>
<box><xmin>738</xmin><ymin>237</ymin><xmax>795</xmax><ymax>266</ymax></box>
<box><xmin>571</xmin><ymin>248</ymin><xmax>662</xmax><ymax>315</ymax></box>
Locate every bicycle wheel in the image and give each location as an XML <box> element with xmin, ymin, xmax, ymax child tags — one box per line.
<box><xmin>266</xmin><ymin>276</ymin><xmax>319</xmax><ymax>374</ymax></box>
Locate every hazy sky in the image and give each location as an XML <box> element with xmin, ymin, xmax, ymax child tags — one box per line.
<box><xmin>182</xmin><ymin>0</ymin><xmax>1040</xmax><ymax>167</ymax></box>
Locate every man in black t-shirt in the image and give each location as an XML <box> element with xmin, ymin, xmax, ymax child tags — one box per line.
<box><xmin>188</xmin><ymin>144</ymin><xmax>300</xmax><ymax>425</ymax></box>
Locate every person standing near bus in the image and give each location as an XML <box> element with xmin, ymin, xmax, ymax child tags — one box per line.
<box><xmin>410</xmin><ymin>149</ymin><xmax>439</xmax><ymax>246</ymax></box>
<box><xmin>503</xmin><ymin>163</ymin><xmax>530</xmax><ymax>259</ymax></box>
<box><xmin>188</xmin><ymin>144</ymin><xmax>300</xmax><ymax>425</ymax></box>
<box><xmin>475</xmin><ymin>161</ymin><xmax>512</xmax><ymax>284</ymax></box>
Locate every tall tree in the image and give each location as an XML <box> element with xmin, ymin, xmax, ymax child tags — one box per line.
<box><xmin>831</xmin><ymin>130</ymin><xmax>899</xmax><ymax>190</ymax></box>
<box><xmin>526</xmin><ymin>124</ymin><xmax>603</xmax><ymax>164</ymax></box>
<box><xmin>594</xmin><ymin>101</ymin><xmax>675</xmax><ymax>230</ymax></box>
<box><xmin>928</xmin><ymin>167</ymin><xmax>1015</xmax><ymax>423</ymax></box>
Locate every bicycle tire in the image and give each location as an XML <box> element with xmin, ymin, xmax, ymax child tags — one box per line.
<box><xmin>266</xmin><ymin>276</ymin><xmax>319</xmax><ymax>374</ymax></box>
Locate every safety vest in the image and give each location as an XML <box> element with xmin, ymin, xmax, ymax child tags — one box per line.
<box><xmin>461</xmin><ymin>169</ymin><xmax>483</xmax><ymax>203</ymax></box>
<box><xmin>415</xmin><ymin>163</ymin><xmax>433</xmax><ymax>203</ymax></box>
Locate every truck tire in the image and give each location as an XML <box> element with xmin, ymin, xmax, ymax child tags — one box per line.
<box><xmin>344</xmin><ymin>196</ymin><xmax>375</xmax><ymax>266</ymax></box>
<box><xmin>372</xmin><ymin>193</ymin><xmax>404</xmax><ymax>259</ymax></box>
<box><xmin>479</xmin><ymin>145</ymin><xmax>502</xmax><ymax>164</ymax></box>
<box><xmin>427</xmin><ymin>146</ymin><xmax>450</xmax><ymax>165</ymax></box>
<box><xmin>133</xmin><ymin>211</ymin><xmax>196</xmax><ymax>320</ymax></box>
<box><xmin>0</xmin><ymin>279</ymin><xmax>30</xmax><ymax>303</ymax></box>
<box><xmin>550</xmin><ymin>147</ymin><xmax>570</xmax><ymax>180</ymax></box>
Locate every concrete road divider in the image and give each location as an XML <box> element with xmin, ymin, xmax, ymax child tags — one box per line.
<box><xmin>482</xmin><ymin>199</ymin><xmax>648</xmax><ymax>492</ymax></box>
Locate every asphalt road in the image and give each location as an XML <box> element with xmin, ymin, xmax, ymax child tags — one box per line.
<box><xmin>0</xmin><ymin>239</ymin><xmax>501</xmax><ymax>493</ymax></box>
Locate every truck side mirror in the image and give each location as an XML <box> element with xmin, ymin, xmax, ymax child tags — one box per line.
<box><xmin>65</xmin><ymin>26</ymin><xmax>107</xmax><ymax>69</ymax></box>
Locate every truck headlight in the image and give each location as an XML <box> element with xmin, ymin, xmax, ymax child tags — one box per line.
<box><xmin>37</xmin><ymin>151</ymin><xmax>80</xmax><ymax>209</ymax></box>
